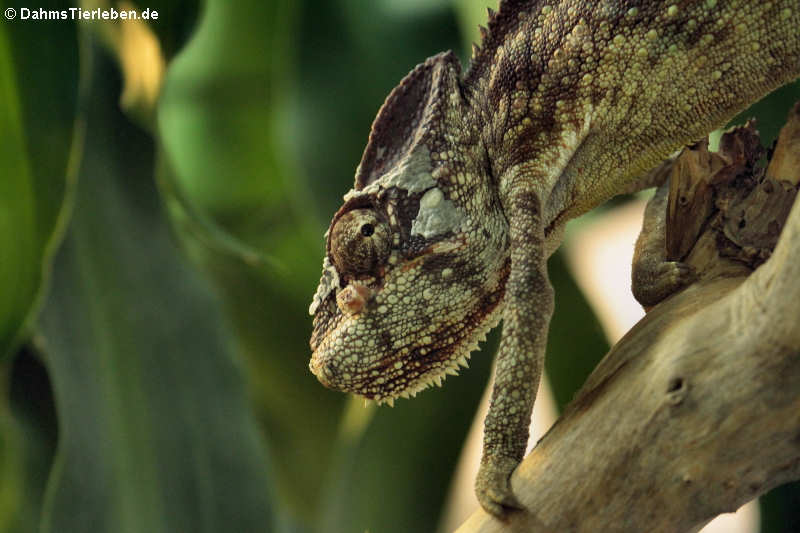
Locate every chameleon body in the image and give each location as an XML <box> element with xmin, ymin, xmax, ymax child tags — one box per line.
<box><xmin>308</xmin><ymin>0</ymin><xmax>800</xmax><ymax>517</ymax></box>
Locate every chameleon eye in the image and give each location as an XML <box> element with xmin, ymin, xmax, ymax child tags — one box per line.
<box><xmin>330</xmin><ymin>209</ymin><xmax>391</xmax><ymax>277</ymax></box>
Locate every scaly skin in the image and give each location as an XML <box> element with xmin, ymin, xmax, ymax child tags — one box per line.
<box><xmin>308</xmin><ymin>0</ymin><xmax>800</xmax><ymax>519</ymax></box>
<box><xmin>631</xmin><ymin>179</ymin><xmax>696</xmax><ymax>308</ymax></box>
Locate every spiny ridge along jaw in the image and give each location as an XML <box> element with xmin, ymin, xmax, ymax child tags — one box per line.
<box><xmin>372</xmin><ymin>352</ymin><xmax>473</xmax><ymax>407</ymax></box>
<box><xmin>369</xmin><ymin>307</ymin><xmax>502</xmax><ymax>407</ymax></box>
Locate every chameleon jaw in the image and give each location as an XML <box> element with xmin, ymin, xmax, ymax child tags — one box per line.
<box><xmin>379</xmin><ymin>302</ymin><xmax>504</xmax><ymax>407</ymax></box>
<box><xmin>309</xmin><ymin>299</ymin><xmax>504</xmax><ymax>407</ymax></box>
<box><xmin>371</xmin><ymin>351</ymin><xmax>472</xmax><ymax>408</ymax></box>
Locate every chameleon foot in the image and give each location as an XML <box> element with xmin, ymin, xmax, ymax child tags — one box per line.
<box><xmin>475</xmin><ymin>455</ymin><xmax>524</xmax><ymax>519</ymax></box>
<box><xmin>632</xmin><ymin>260</ymin><xmax>695</xmax><ymax>308</ymax></box>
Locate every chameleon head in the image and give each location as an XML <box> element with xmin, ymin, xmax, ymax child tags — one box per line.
<box><xmin>308</xmin><ymin>51</ymin><xmax>509</xmax><ymax>404</ymax></box>
<box><xmin>308</xmin><ymin>192</ymin><xmax>509</xmax><ymax>404</ymax></box>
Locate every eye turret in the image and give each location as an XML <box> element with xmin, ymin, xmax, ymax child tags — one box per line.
<box><xmin>330</xmin><ymin>209</ymin><xmax>391</xmax><ymax>277</ymax></box>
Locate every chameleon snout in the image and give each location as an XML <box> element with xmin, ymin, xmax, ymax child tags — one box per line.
<box><xmin>308</xmin><ymin>352</ymin><xmax>334</xmax><ymax>389</ymax></box>
<box><xmin>309</xmin><ymin>340</ymin><xmax>357</xmax><ymax>392</ymax></box>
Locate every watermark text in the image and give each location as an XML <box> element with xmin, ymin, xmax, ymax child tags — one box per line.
<box><xmin>4</xmin><ymin>7</ymin><xmax>158</xmax><ymax>21</ymax></box>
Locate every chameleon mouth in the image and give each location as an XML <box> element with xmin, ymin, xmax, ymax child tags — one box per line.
<box><xmin>371</xmin><ymin>309</ymin><xmax>502</xmax><ymax>407</ymax></box>
<box><xmin>308</xmin><ymin>297</ymin><xmax>504</xmax><ymax>406</ymax></box>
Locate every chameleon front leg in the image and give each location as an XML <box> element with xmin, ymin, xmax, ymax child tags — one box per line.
<box><xmin>476</xmin><ymin>186</ymin><xmax>554</xmax><ymax>518</ymax></box>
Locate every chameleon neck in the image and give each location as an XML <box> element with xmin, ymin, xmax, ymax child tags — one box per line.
<box><xmin>466</xmin><ymin>0</ymin><xmax>800</xmax><ymax>226</ymax></box>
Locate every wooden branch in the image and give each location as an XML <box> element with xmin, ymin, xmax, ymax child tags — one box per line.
<box><xmin>457</xmin><ymin>106</ymin><xmax>800</xmax><ymax>533</ymax></box>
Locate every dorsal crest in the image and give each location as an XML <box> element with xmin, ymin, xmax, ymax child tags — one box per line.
<box><xmin>466</xmin><ymin>0</ymin><xmax>549</xmax><ymax>84</ymax></box>
<box><xmin>354</xmin><ymin>51</ymin><xmax>462</xmax><ymax>190</ymax></box>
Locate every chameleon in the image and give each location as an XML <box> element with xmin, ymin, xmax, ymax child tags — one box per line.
<box><xmin>308</xmin><ymin>0</ymin><xmax>800</xmax><ymax>518</ymax></box>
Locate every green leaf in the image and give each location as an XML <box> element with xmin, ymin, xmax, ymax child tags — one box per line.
<box><xmin>0</xmin><ymin>26</ymin><xmax>37</xmax><ymax>359</ymax></box>
<box><xmin>0</xmin><ymin>6</ymin><xmax>77</xmax><ymax>359</ymax></box>
<box><xmin>36</xmin><ymin>44</ymin><xmax>274</xmax><ymax>533</ymax></box>
<box><xmin>0</xmin><ymin>7</ymin><xmax>79</xmax><ymax>531</ymax></box>
<box><xmin>157</xmin><ymin>2</ymin><xmax>343</xmax><ymax>526</ymax></box>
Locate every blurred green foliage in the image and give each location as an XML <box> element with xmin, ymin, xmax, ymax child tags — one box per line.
<box><xmin>1</xmin><ymin>0</ymin><xmax>799</xmax><ymax>532</ymax></box>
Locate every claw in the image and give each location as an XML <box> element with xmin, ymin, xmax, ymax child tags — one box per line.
<box><xmin>662</xmin><ymin>260</ymin><xmax>695</xmax><ymax>286</ymax></box>
<box><xmin>475</xmin><ymin>455</ymin><xmax>524</xmax><ymax>520</ymax></box>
